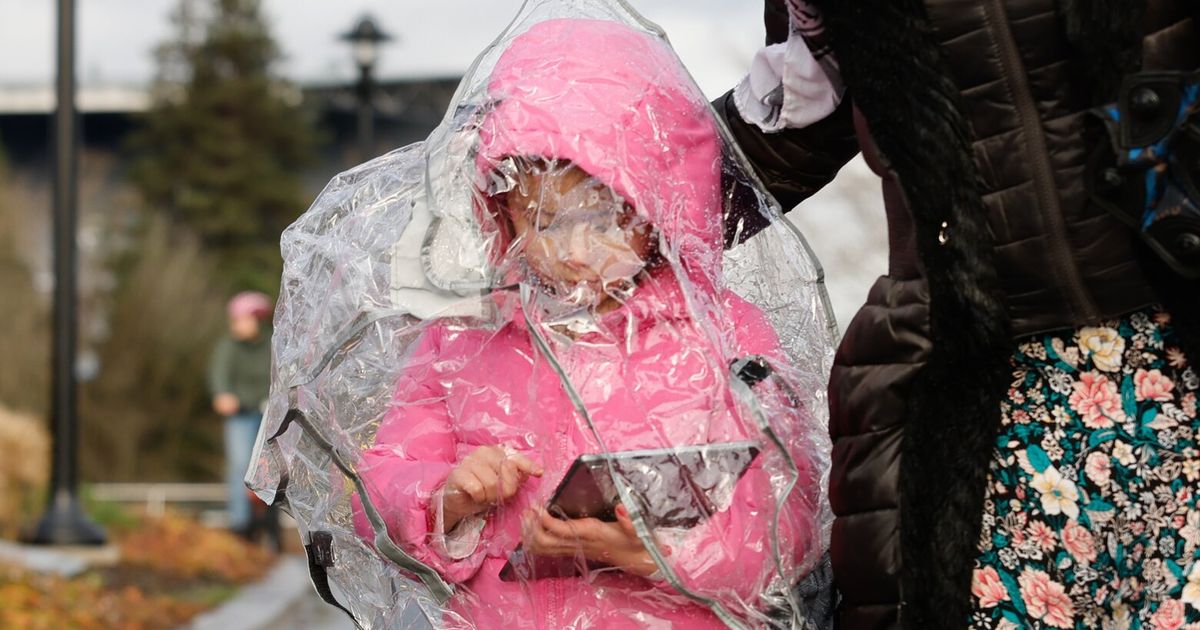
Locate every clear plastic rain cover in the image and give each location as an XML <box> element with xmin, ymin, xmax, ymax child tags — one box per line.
<box><xmin>248</xmin><ymin>1</ymin><xmax>838</xmax><ymax>628</ymax></box>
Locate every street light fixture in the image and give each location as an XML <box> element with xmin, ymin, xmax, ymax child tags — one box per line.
<box><xmin>25</xmin><ymin>0</ymin><xmax>106</xmax><ymax>546</ymax></box>
<box><xmin>340</xmin><ymin>15</ymin><xmax>392</xmax><ymax>161</ymax></box>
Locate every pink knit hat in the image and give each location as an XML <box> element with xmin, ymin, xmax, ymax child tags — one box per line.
<box><xmin>227</xmin><ymin>291</ymin><xmax>273</xmax><ymax>320</ymax></box>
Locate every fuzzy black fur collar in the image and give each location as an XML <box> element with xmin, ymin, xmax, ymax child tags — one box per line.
<box><xmin>809</xmin><ymin>0</ymin><xmax>1012</xmax><ymax>627</ymax></box>
<box><xmin>1059</xmin><ymin>0</ymin><xmax>1149</xmax><ymax>102</ymax></box>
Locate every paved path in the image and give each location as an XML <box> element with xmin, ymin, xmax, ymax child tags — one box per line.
<box><xmin>186</xmin><ymin>556</ymin><xmax>356</xmax><ymax>630</ymax></box>
<box><xmin>299</xmin><ymin>592</ymin><xmax>358</xmax><ymax>630</ymax></box>
<box><xmin>185</xmin><ymin>554</ymin><xmax>437</xmax><ymax>629</ymax></box>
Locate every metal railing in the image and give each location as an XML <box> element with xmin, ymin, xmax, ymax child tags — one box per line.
<box><xmin>88</xmin><ymin>482</ymin><xmax>227</xmax><ymax>518</ymax></box>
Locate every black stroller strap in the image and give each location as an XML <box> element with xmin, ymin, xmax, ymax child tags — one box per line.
<box><xmin>304</xmin><ymin>531</ymin><xmax>361</xmax><ymax>629</ymax></box>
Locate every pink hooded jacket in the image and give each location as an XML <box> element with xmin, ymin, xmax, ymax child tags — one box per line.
<box><xmin>353</xmin><ymin>19</ymin><xmax>818</xmax><ymax>629</ymax></box>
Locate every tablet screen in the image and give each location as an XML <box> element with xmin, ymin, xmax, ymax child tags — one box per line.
<box><xmin>499</xmin><ymin>441</ymin><xmax>760</xmax><ymax>582</ymax></box>
<box><xmin>550</xmin><ymin>440</ymin><xmax>761</xmax><ymax>528</ymax></box>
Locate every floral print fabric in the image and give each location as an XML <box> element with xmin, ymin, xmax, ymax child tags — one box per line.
<box><xmin>970</xmin><ymin>308</ymin><xmax>1200</xmax><ymax>629</ymax></box>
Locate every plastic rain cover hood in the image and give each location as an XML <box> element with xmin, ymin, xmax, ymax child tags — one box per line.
<box><xmin>248</xmin><ymin>1</ymin><xmax>838</xmax><ymax>628</ymax></box>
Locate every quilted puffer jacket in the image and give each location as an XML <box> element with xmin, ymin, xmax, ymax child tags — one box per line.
<box><xmin>717</xmin><ymin>1</ymin><xmax>1199</xmax><ymax>628</ymax></box>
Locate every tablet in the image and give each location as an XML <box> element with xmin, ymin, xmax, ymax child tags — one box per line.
<box><xmin>498</xmin><ymin>440</ymin><xmax>760</xmax><ymax>582</ymax></box>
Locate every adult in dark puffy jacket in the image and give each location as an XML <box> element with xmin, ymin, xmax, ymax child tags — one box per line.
<box><xmin>717</xmin><ymin>1</ymin><xmax>1199</xmax><ymax>628</ymax></box>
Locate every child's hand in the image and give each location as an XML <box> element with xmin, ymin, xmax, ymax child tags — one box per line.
<box><xmin>441</xmin><ymin>445</ymin><xmax>543</xmax><ymax>533</ymax></box>
<box><xmin>521</xmin><ymin>504</ymin><xmax>665</xmax><ymax>579</ymax></box>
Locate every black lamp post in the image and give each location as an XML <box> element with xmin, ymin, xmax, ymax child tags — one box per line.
<box><xmin>26</xmin><ymin>0</ymin><xmax>106</xmax><ymax>546</ymax></box>
<box><xmin>340</xmin><ymin>15</ymin><xmax>392</xmax><ymax>162</ymax></box>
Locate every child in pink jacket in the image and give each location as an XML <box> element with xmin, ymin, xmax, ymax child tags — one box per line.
<box><xmin>353</xmin><ymin>18</ymin><xmax>821</xmax><ymax>629</ymax></box>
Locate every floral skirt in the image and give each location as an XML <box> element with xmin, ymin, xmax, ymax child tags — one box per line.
<box><xmin>969</xmin><ymin>307</ymin><xmax>1200</xmax><ymax>629</ymax></box>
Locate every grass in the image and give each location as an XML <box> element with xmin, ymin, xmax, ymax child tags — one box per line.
<box><xmin>175</xmin><ymin>582</ymin><xmax>241</xmax><ymax>607</ymax></box>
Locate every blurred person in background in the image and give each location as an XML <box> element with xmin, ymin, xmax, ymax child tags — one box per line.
<box><xmin>208</xmin><ymin>291</ymin><xmax>274</xmax><ymax>542</ymax></box>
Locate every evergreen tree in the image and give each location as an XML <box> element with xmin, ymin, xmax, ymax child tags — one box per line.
<box><xmin>129</xmin><ymin>0</ymin><xmax>316</xmax><ymax>293</ymax></box>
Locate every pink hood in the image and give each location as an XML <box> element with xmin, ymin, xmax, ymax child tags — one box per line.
<box><xmin>476</xmin><ymin>18</ymin><xmax>724</xmax><ymax>287</ymax></box>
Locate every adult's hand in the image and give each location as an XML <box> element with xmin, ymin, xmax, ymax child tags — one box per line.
<box><xmin>521</xmin><ymin>504</ymin><xmax>663</xmax><ymax>578</ymax></box>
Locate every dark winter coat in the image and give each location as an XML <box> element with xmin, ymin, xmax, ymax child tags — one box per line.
<box><xmin>208</xmin><ymin>331</ymin><xmax>273</xmax><ymax>413</ymax></box>
<box><xmin>717</xmin><ymin>1</ymin><xmax>1199</xmax><ymax>628</ymax></box>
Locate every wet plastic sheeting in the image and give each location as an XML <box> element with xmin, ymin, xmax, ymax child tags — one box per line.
<box><xmin>249</xmin><ymin>1</ymin><xmax>837</xmax><ymax>628</ymax></box>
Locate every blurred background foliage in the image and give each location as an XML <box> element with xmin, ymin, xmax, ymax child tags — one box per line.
<box><xmin>128</xmin><ymin>0</ymin><xmax>317</xmax><ymax>294</ymax></box>
<box><xmin>0</xmin><ymin>510</ymin><xmax>276</xmax><ymax>628</ymax></box>
<box><xmin>0</xmin><ymin>0</ymin><xmax>317</xmax><ymax>500</ymax></box>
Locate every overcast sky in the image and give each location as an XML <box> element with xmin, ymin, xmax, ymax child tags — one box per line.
<box><xmin>0</xmin><ymin>0</ymin><xmax>764</xmax><ymax>98</ymax></box>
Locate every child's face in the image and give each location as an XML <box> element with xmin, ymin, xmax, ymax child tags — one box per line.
<box><xmin>501</xmin><ymin>162</ymin><xmax>654</xmax><ymax>306</ymax></box>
